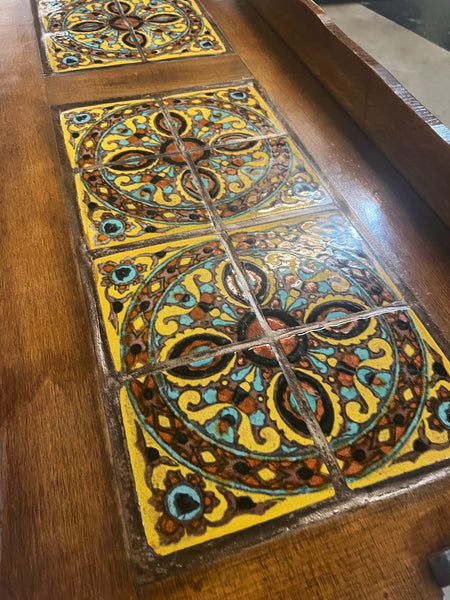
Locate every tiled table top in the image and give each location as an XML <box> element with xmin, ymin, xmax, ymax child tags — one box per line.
<box><xmin>58</xmin><ymin>82</ymin><xmax>450</xmax><ymax>577</ymax></box>
<box><xmin>37</xmin><ymin>0</ymin><xmax>227</xmax><ymax>73</ymax></box>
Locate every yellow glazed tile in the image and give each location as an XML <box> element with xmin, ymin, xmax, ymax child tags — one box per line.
<box><xmin>229</xmin><ymin>212</ymin><xmax>404</xmax><ymax>325</ymax></box>
<box><xmin>60</xmin><ymin>98</ymin><xmax>166</xmax><ymax>169</ymax></box>
<box><xmin>124</xmin><ymin>0</ymin><xmax>226</xmax><ymax>61</ymax></box>
<box><xmin>120</xmin><ymin>354</ymin><xmax>334</xmax><ymax>555</ymax></box>
<box><xmin>163</xmin><ymin>84</ymin><xmax>286</xmax><ymax>145</ymax></box>
<box><xmin>73</xmin><ymin>158</ymin><xmax>211</xmax><ymax>248</ymax></box>
<box><xmin>324</xmin><ymin>309</ymin><xmax>450</xmax><ymax>488</ymax></box>
<box><xmin>273</xmin><ymin>307</ymin><xmax>450</xmax><ymax>484</ymax></box>
<box><xmin>190</xmin><ymin>136</ymin><xmax>334</xmax><ymax>222</ymax></box>
<box><xmin>93</xmin><ymin>235</ymin><xmax>268</xmax><ymax>372</ymax></box>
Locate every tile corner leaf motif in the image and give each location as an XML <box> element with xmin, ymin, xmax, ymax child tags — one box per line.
<box><xmin>38</xmin><ymin>0</ymin><xmax>228</xmax><ymax>73</ymax></box>
<box><xmin>121</xmin><ymin>354</ymin><xmax>333</xmax><ymax>555</ymax></box>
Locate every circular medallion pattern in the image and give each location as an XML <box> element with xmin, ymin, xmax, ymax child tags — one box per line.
<box><xmin>123</xmin><ymin>238</ymin><xmax>432</xmax><ymax>493</ymax></box>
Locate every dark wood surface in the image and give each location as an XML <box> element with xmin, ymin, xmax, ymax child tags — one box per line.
<box><xmin>248</xmin><ymin>0</ymin><xmax>450</xmax><ymax>229</ymax></box>
<box><xmin>1</xmin><ymin>0</ymin><xmax>449</xmax><ymax>598</ymax></box>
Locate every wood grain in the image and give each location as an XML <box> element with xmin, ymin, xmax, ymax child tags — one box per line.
<box><xmin>143</xmin><ymin>478</ymin><xmax>450</xmax><ymax>600</ymax></box>
<box><xmin>1</xmin><ymin>0</ymin><xmax>449</xmax><ymax>598</ymax></box>
<box><xmin>248</xmin><ymin>0</ymin><xmax>450</xmax><ymax>228</ymax></box>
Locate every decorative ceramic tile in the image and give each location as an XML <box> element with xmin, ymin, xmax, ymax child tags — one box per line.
<box><xmin>93</xmin><ymin>235</ymin><xmax>268</xmax><ymax>371</ymax></box>
<box><xmin>277</xmin><ymin>309</ymin><xmax>450</xmax><ymax>488</ymax></box>
<box><xmin>163</xmin><ymin>84</ymin><xmax>285</xmax><ymax>145</ymax></box>
<box><xmin>229</xmin><ymin>213</ymin><xmax>402</xmax><ymax>332</ymax></box>
<box><xmin>42</xmin><ymin>1</ymin><xmax>143</xmax><ymax>72</ymax></box>
<box><xmin>74</xmin><ymin>157</ymin><xmax>212</xmax><ymax>247</ymax></box>
<box><xmin>60</xmin><ymin>98</ymin><xmax>168</xmax><ymax>169</ymax></box>
<box><xmin>189</xmin><ymin>137</ymin><xmax>334</xmax><ymax>222</ymax></box>
<box><xmin>120</xmin><ymin>348</ymin><xmax>333</xmax><ymax>555</ymax></box>
<box><xmin>38</xmin><ymin>0</ymin><xmax>228</xmax><ymax>72</ymax></box>
<box><xmin>56</xmin><ymin>81</ymin><xmax>450</xmax><ymax>579</ymax></box>
<box><xmin>120</xmin><ymin>0</ymin><xmax>226</xmax><ymax>61</ymax></box>
<box><xmin>39</xmin><ymin>0</ymin><xmax>119</xmax><ymax>33</ymax></box>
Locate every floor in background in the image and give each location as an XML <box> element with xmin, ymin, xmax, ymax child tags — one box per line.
<box><xmin>317</xmin><ymin>1</ymin><xmax>450</xmax><ymax>128</ymax></box>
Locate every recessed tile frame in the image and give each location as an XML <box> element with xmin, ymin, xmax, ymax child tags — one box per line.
<box><xmin>37</xmin><ymin>0</ymin><xmax>229</xmax><ymax>73</ymax></box>
<box><xmin>56</xmin><ymin>81</ymin><xmax>450</xmax><ymax>579</ymax></box>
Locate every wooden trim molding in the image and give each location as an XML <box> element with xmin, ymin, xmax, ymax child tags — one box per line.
<box><xmin>247</xmin><ymin>0</ymin><xmax>450</xmax><ymax>228</ymax></box>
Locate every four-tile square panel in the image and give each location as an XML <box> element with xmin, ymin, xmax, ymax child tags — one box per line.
<box><xmin>37</xmin><ymin>0</ymin><xmax>227</xmax><ymax>73</ymax></box>
<box><xmin>58</xmin><ymin>83</ymin><xmax>450</xmax><ymax>576</ymax></box>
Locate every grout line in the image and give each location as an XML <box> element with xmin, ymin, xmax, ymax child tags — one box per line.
<box><xmin>87</xmin><ymin>200</ymin><xmax>337</xmax><ymax>259</ymax></box>
<box><xmin>73</xmin><ymin>133</ymin><xmax>290</xmax><ymax>175</ymax></box>
<box><xmin>275</xmin><ymin>301</ymin><xmax>409</xmax><ymax>339</ymax></box>
<box><xmin>89</xmin><ymin>224</ymin><xmax>217</xmax><ymax>259</ymax></box>
<box><xmin>180</xmin><ymin>132</ymin><xmax>289</xmax><ymax>155</ymax></box>
<box><xmin>112</xmin><ymin>0</ymin><xmax>147</xmax><ymax>63</ymax></box>
<box><xmin>271</xmin><ymin>340</ymin><xmax>350</xmax><ymax>496</ymax></box>
<box><xmin>118</xmin><ymin>334</ymin><xmax>267</xmax><ymax>383</ymax></box>
<box><xmin>218</xmin><ymin>229</ymin><xmax>352</xmax><ymax>495</ymax></box>
<box><xmin>154</xmin><ymin>97</ymin><xmax>386</xmax><ymax>495</ymax></box>
<box><xmin>73</xmin><ymin>149</ymin><xmax>188</xmax><ymax>175</ymax></box>
<box><xmin>117</xmin><ymin>301</ymin><xmax>410</xmax><ymax>382</ymax></box>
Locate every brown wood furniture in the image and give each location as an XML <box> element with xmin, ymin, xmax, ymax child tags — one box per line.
<box><xmin>1</xmin><ymin>0</ymin><xmax>449</xmax><ymax>598</ymax></box>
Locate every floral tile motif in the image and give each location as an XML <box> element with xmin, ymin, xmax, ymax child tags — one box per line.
<box><xmin>229</xmin><ymin>214</ymin><xmax>402</xmax><ymax>333</ymax></box>
<box><xmin>190</xmin><ymin>137</ymin><xmax>334</xmax><ymax>222</ymax></box>
<box><xmin>121</xmin><ymin>0</ymin><xmax>226</xmax><ymax>61</ymax></box>
<box><xmin>60</xmin><ymin>98</ymin><xmax>168</xmax><ymax>169</ymax></box>
<box><xmin>277</xmin><ymin>310</ymin><xmax>450</xmax><ymax>488</ymax></box>
<box><xmin>121</xmin><ymin>347</ymin><xmax>333</xmax><ymax>555</ymax></box>
<box><xmin>60</xmin><ymin>86</ymin><xmax>336</xmax><ymax>247</ymax></box>
<box><xmin>38</xmin><ymin>0</ymin><xmax>227</xmax><ymax>73</ymax></box>
<box><xmin>74</xmin><ymin>158</ymin><xmax>212</xmax><ymax>247</ymax></box>
<box><xmin>93</xmin><ymin>235</ymin><xmax>267</xmax><ymax>371</ymax></box>
<box><xmin>163</xmin><ymin>84</ymin><xmax>285</xmax><ymax>145</ymax></box>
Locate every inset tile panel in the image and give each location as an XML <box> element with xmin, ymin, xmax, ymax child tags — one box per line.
<box><xmin>93</xmin><ymin>235</ymin><xmax>268</xmax><ymax>372</ymax></box>
<box><xmin>276</xmin><ymin>309</ymin><xmax>450</xmax><ymax>488</ymax></box>
<box><xmin>59</xmin><ymin>86</ymin><xmax>338</xmax><ymax>249</ymax></box>
<box><xmin>121</xmin><ymin>347</ymin><xmax>333</xmax><ymax>555</ymax></box>
<box><xmin>38</xmin><ymin>0</ymin><xmax>228</xmax><ymax>73</ymax></box>
<box><xmin>229</xmin><ymin>213</ymin><xmax>403</xmax><ymax>335</ymax></box>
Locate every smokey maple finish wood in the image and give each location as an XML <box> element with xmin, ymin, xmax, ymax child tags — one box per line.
<box><xmin>0</xmin><ymin>0</ymin><xmax>449</xmax><ymax>599</ymax></box>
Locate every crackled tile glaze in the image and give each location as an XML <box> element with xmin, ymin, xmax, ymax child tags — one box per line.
<box><xmin>121</xmin><ymin>349</ymin><xmax>333</xmax><ymax>555</ymax></box>
<box><xmin>38</xmin><ymin>0</ymin><xmax>227</xmax><ymax>72</ymax></box>
<box><xmin>58</xmin><ymin>82</ymin><xmax>450</xmax><ymax>572</ymax></box>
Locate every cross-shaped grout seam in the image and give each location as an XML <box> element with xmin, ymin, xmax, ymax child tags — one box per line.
<box><xmin>118</xmin><ymin>301</ymin><xmax>410</xmax><ymax>383</ymax></box>
<box><xmin>88</xmin><ymin>200</ymin><xmax>336</xmax><ymax>259</ymax></box>
<box><xmin>157</xmin><ymin>97</ymin><xmax>356</xmax><ymax>497</ymax></box>
<box><xmin>112</xmin><ymin>0</ymin><xmax>147</xmax><ymax>62</ymax></box>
